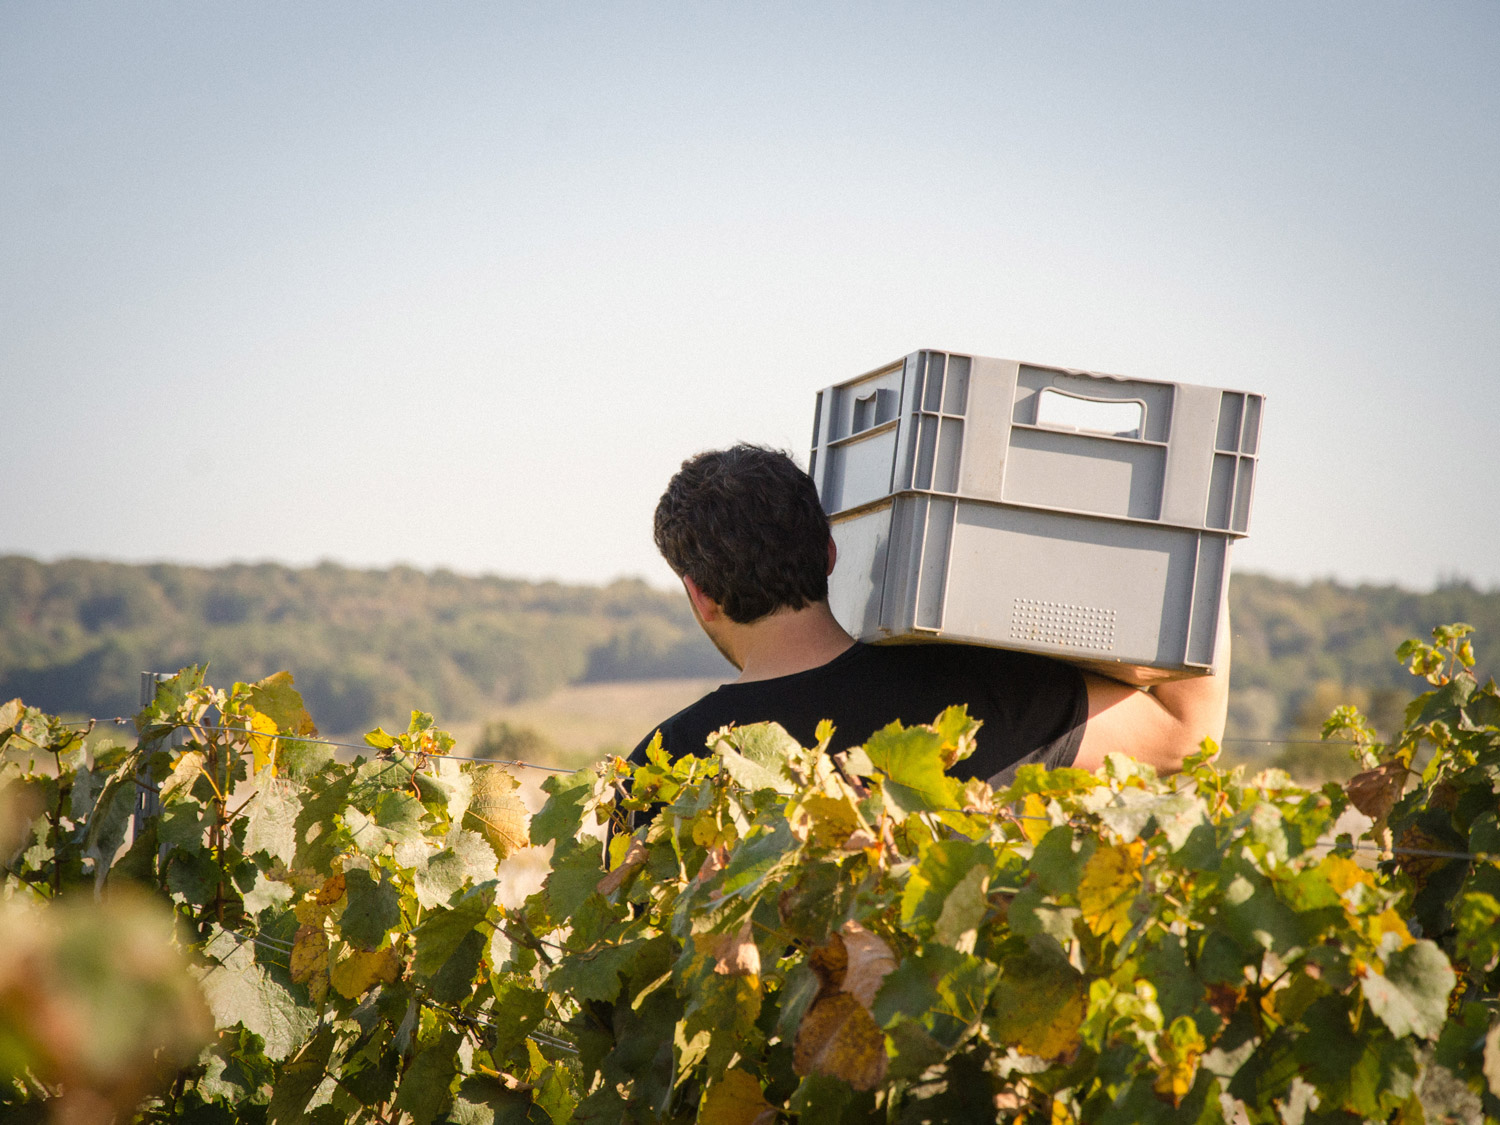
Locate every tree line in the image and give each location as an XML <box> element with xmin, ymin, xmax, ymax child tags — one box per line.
<box><xmin>1</xmin><ymin>556</ymin><xmax>1495</xmax><ymax>750</ymax></box>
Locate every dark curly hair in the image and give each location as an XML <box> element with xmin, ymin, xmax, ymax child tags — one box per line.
<box><xmin>653</xmin><ymin>445</ymin><xmax>830</xmax><ymax>624</ymax></box>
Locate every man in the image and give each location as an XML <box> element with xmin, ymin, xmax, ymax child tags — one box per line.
<box><xmin>628</xmin><ymin>445</ymin><xmax>1228</xmax><ymax>784</ymax></box>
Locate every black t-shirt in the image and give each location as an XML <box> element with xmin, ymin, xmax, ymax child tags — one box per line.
<box><xmin>627</xmin><ymin>642</ymin><xmax>1088</xmax><ymax>785</ymax></box>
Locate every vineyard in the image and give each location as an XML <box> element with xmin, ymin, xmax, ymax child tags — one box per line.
<box><xmin>2</xmin><ymin>627</ymin><xmax>1499</xmax><ymax>1123</ymax></box>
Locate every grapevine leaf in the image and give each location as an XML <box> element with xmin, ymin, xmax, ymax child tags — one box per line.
<box><xmin>339</xmin><ymin>867</ymin><xmax>402</xmax><ymax>950</ymax></box>
<box><xmin>82</xmin><ymin>765</ymin><xmax>137</xmax><ymax>883</ymax></box>
<box><xmin>451</xmin><ymin>1078</ymin><xmax>552</xmax><ymax>1124</ymax></box>
<box><xmin>394</xmin><ymin>1027</ymin><xmax>463</xmax><ymax>1125</ymax></box>
<box><xmin>243</xmin><ymin>708</ymin><xmax>280</xmax><ymax>776</ymax></box>
<box><xmin>266</xmin><ymin>1025</ymin><xmax>334</xmax><ymax>1125</ymax></box>
<box><xmin>1029</xmin><ymin>825</ymin><xmax>1096</xmax><ymax>897</ymax></box>
<box><xmin>242</xmin><ymin>780</ymin><xmax>302</xmax><ymax>867</ymax></box>
<box><xmin>546</xmin><ymin>939</ymin><xmax>644</xmax><ymax>1003</ymax></box>
<box><xmin>863</xmin><ymin>722</ymin><xmax>963</xmax><ymax>819</ymax></box>
<box><xmin>1217</xmin><ymin>868</ymin><xmax>1303</xmax><ymax>955</ymax></box>
<box><xmin>1077</xmin><ymin>839</ymin><xmax>1142</xmax><ymax>944</ymax></box>
<box><xmin>986</xmin><ymin>950</ymin><xmax>1086</xmax><ymax>1059</ymax></box>
<box><xmin>1360</xmin><ymin>939</ymin><xmax>1455</xmax><ymax>1040</ymax></box>
<box><xmin>488</xmin><ymin>979</ymin><xmax>549</xmax><ymax>1059</ymax></box>
<box><xmin>329</xmin><ymin>946</ymin><xmax>402</xmax><ymax>999</ymax></box>
<box><xmin>195</xmin><ymin>932</ymin><xmax>316</xmax><ymax>1061</ymax></box>
<box><xmin>719</xmin><ymin>819</ymin><xmax>800</xmax><ymax>900</ymax></box>
<box><xmin>700</xmin><ymin>1068</ymin><xmax>776</xmax><ymax>1125</ymax></box>
<box><xmin>714</xmin><ymin>731</ymin><xmax>797</xmax><ymax>795</ymax></box>
<box><xmin>1347</xmin><ymin>761</ymin><xmax>1408</xmax><ymax>821</ymax></box>
<box><xmin>543</xmin><ymin>838</ymin><xmax>606</xmax><ymax>920</ymax></box>
<box><xmin>429</xmin><ymin>928</ymin><xmax>487</xmax><ymax>1003</ymax></box>
<box><xmin>530</xmin><ymin>769</ymin><xmax>594</xmax><ymax>847</ymax></box>
<box><xmin>467</xmin><ymin>765</ymin><xmax>530</xmax><ymax>859</ymax></box>
<box><xmin>933</xmin><ymin>863</ymin><xmax>989</xmax><ymax>951</ymax></box>
<box><xmin>900</xmin><ymin>839</ymin><xmax>993</xmax><ymax>927</ymax></box>
<box><xmin>873</xmin><ymin>945</ymin><xmax>999</xmax><ymax>1052</ymax></box>
<box><xmin>793</xmin><ymin>992</ymin><xmax>887</xmax><ymax>1091</ymax></box>
<box><xmin>412</xmin><ymin>890</ymin><xmax>492</xmax><ymax>979</ymax></box>
<box><xmin>246</xmin><ymin>671</ymin><xmax>318</xmax><ymax>737</ymax></box>
<box><xmin>1153</xmin><ymin>1015</ymin><xmax>1206</xmax><ymax>1107</ymax></box>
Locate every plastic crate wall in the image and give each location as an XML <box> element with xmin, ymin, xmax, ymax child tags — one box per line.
<box><xmin>810</xmin><ymin>350</ymin><xmax>1263</xmax><ymax>683</ymax></box>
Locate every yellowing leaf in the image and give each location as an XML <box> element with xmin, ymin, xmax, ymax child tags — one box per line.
<box><xmin>316</xmin><ymin>872</ymin><xmax>346</xmax><ymax>904</ymax></box>
<box><xmin>160</xmin><ymin>749</ymin><xmax>206</xmax><ymax>799</ymax></box>
<box><xmin>793</xmin><ymin>992</ymin><xmax>888</xmax><ymax>1091</ymax></box>
<box><xmin>290</xmin><ymin>925</ymin><xmax>329</xmax><ymax>984</ymax></box>
<box><xmin>700</xmin><ymin>1068</ymin><xmax>776</xmax><ymax>1125</ymax></box>
<box><xmin>1019</xmin><ymin>792</ymin><xmax>1049</xmax><ymax>844</ymax></box>
<box><xmin>1153</xmin><ymin>1015</ymin><xmax>1205</xmax><ymax>1106</ymax></box>
<box><xmin>329</xmin><ymin>946</ymin><xmax>402</xmax><ymax>999</ymax></box>
<box><xmin>245</xmin><ymin>708</ymin><xmax>279</xmax><ymax>776</ymax></box>
<box><xmin>1077</xmin><ymin>840</ymin><xmax>1142</xmax><ymax>944</ymax></box>
<box><xmin>1319</xmin><ymin>854</ymin><xmax>1375</xmax><ymax>897</ymax></box>
<box><xmin>989</xmin><ymin>954</ymin><xmax>1086</xmax><ymax>1059</ymax></box>
<box><xmin>465</xmin><ymin>765</ymin><xmax>530</xmax><ymax>860</ymax></box>
<box><xmin>246</xmin><ymin>671</ymin><xmax>318</xmax><ymax>737</ymax></box>
<box><xmin>1367</xmin><ymin>908</ymin><xmax>1414</xmax><ymax>948</ymax></box>
<box><xmin>788</xmin><ymin>791</ymin><xmax>867</xmax><ymax>846</ymax></box>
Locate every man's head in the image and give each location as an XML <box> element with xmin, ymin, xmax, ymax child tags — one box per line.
<box><xmin>654</xmin><ymin>445</ymin><xmax>831</xmax><ymax>624</ymax></box>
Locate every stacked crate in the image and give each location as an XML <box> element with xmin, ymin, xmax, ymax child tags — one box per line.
<box><xmin>810</xmin><ymin>351</ymin><xmax>1263</xmax><ymax>684</ymax></box>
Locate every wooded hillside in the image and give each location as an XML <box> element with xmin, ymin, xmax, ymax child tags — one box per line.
<box><xmin>1</xmin><ymin>556</ymin><xmax>1495</xmax><ymax>745</ymax></box>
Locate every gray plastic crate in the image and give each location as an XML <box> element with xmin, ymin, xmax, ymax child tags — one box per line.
<box><xmin>810</xmin><ymin>350</ymin><xmax>1263</xmax><ymax>684</ymax></box>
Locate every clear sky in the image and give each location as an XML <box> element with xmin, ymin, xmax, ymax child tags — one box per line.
<box><xmin>4</xmin><ymin>3</ymin><xmax>1497</xmax><ymax>591</ymax></box>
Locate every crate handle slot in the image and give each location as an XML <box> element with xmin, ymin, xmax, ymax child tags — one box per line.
<box><xmin>852</xmin><ymin>388</ymin><xmax>898</xmax><ymax>434</ymax></box>
<box><xmin>1034</xmin><ymin>388</ymin><xmax>1145</xmax><ymax>440</ymax></box>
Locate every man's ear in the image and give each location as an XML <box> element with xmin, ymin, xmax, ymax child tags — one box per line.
<box><xmin>826</xmin><ymin>536</ymin><xmax>838</xmax><ymax>577</ymax></box>
<box><xmin>681</xmin><ymin>575</ymin><xmax>722</xmax><ymax>623</ymax></box>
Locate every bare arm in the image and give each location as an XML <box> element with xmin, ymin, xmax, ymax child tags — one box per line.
<box><xmin>1072</xmin><ymin>606</ymin><xmax>1231</xmax><ymax>774</ymax></box>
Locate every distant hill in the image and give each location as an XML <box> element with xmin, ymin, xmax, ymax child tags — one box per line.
<box><xmin>1</xmin><ymin>557</ymin><xmax>1495</xmax><ymax>744</ymax></box>
<box><xmin>0</xmin><ymin>557</ymin><xmax>725</xmax><ymax>733</ymax></box>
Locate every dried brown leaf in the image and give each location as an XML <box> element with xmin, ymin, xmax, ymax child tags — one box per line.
<box><xmin>597</xmin><ymin>836</ymin><xmax>648</xmax><ymax>896</ymax></box>
<box><xmin>1346</xmin><ymin>761</ymin><xmax>1408</xmax><ymax>821</ymax></box>
<box><xmin>839</xmin><ymin>921</ymin><xmax>896</xmax><ymax>1011</ymax></box>
<box><xmin>793</xmin><ymin>992</ymin><xmax>888</xmax><ymax>1091</ymax></box>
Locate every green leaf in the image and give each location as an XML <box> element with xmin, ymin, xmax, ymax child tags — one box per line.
<box><xmin>451</xmin><ymin>1078</ymin><xmax>553</xmax><ymax>1125</ymax></box>
<box><xmin>195</xmin><ymin>931</ymin><xmax>316</xmax><ymax>1062</ymax></box>
<box><xmin>873</xmin><ymin>945</ymin><xmax>998</xmax><ymax>1053</ymax></box>
<box><xmin>412</xmin><ymin>890</ymin><xmax>492</xmax><ymax>979</ymax></box>
<box><xmin>933</xmin><ymin>863</ymin><xmax>989</xmax><ymax>951</ymax></box>
<box><xmin>1360</xmin><ymin>939</ymin><xmax>1455</xmax><ymax>1040</ymax></box>
<box><xmin>712</xmin><ymin>722</ymin><xmax>799</xmax><ymax>794</ymax></box>
<box><xmin>394</xmin><ymin>1027</ymin><xmax>463</xmax><ymax>1125</ymax></box>
<box><xmin>340</xmin><ymin>867</ymin><xmax>403</xmax><ymax>949</ymax></box>
<box><xmin>243</xmin><ymin>780</ymin><xmax>303</xmax><ymax>866</ymax></box>
<box><xmin>245</xmin><ymin>671</ymin><xmax>318</xmax><ymax>737</ymax></box>
<box><xmin>487</xmin><ymin>979</ymin><xmax>549</xmax><ymax>1060</ymax></box>
<box><xmin>900</xmin><ymin>839</ymin><xmax>994</xmax><ymax>928</ymax></box>
<box><xmin>546</xmin><ymin>939</ymin><xmax>644</xmax><ymax>1004</ymax></box>
<box><xmin>719</xmin><ymin>819</ymin><xmax>800</xmax><ymax>900</ymax></box>
<box><xmin>863</xmin><ymin>722</ymin><xmax>963</xmax><ymax>818</ymax></box>
<box><xmin>542</xmin><ymin>838</ymin><xmax>606</xmax><ymax>920</ymax></box>
<box><xmin>529</xmin><ymin>770</ymin><xmax>595</xmax><ymax>847</ymax></box>
<box><xmin>1028</xmin><ymin>825</ymin><xmax>1096</xmax><ymax>897</ymax></box>
<box><xmin>266</xmin><ymin>1025</ymin><xmax>334</xmax><ymax>1124</ymax></box>
<box><xmin>429</xmin><ymin>928</ymin><xmax>487</xmax><ymax>1004</ymax></box>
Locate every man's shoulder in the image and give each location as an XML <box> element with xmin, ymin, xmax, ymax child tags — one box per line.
<box><xmin>626</xmin><ymin>685</ymin><xmax>728</xmax><ymax>764</ymax></box>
